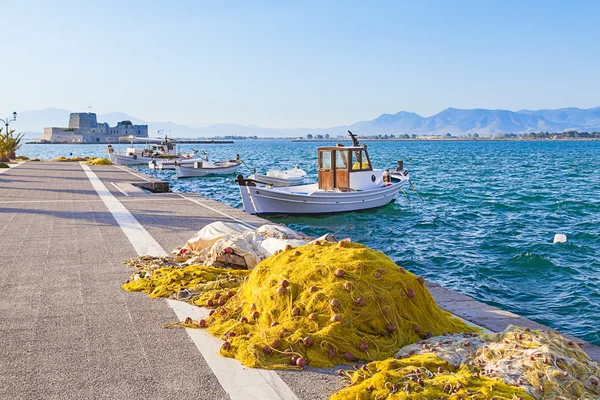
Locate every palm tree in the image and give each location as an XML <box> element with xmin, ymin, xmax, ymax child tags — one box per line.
<box><xmin>0</xmin><ymin>127</ymin><xmax>25</xmax><ymax>162</ymax></box>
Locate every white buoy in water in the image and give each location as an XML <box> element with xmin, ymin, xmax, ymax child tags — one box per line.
<box><xmin>553</xmin><ymin>234</ymin><xmax>567</xmax><ymax>244</ymax></box>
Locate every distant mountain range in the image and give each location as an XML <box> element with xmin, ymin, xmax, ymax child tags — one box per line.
<box><xmin>13</xmin><ymin>106</ymin><xmax>600</xmax><ymax>139</ymax></box>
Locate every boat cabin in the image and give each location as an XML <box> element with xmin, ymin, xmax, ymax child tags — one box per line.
<box><xmin>117</xmin><ymin>136</ymin><xmax>178</xmax><ymax>157</ymax></box>
<box><xmin>318</xmin><ymin>145</ymin><xmax>373</xmax><ymax>190</ymax></box>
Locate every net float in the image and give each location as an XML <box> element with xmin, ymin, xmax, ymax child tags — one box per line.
<box><xmin>296</xmin><ymin>357</ymin><xmax>307</xmax><ymax>368</ymax></box>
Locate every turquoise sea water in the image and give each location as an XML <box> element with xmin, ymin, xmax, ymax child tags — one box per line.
<box><xmin>21</xmin><ymin>140</ymin><xmax>600</xmax><ymax>345</ymax></box>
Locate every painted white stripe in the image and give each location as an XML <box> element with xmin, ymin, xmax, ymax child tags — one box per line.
<box><xmin>178</xmin><ymin>193</ymin><xmax>258</xmax><ymax>229</ymax></box>
<box><xmin>110</xmin><ymin>182</ymin><xmax>130</xmax><ymax>196</ymax></box>
<box><xmin>81</xmin><ymin>163</ymin><xmax>297</xmax><ymax>400</ymax></box>
<box><xmin>168</xmin><ymin>300</ymin><xmax>299</xmax><ymax>400</ymax></box>
<box><xmin>81</xmin><ymin>163</ymin><xmax>166</xmax><ymax>257</ymax></box>
<box><xmin>0</xmin><ymin>161</ymin><xmax>23</xmax><ymax>174</ymax></box>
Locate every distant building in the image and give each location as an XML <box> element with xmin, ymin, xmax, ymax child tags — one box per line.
<box><xmin>43</xmin><ymin>113</ymin><xmax>148</xmax><ymax>143</ymax></box>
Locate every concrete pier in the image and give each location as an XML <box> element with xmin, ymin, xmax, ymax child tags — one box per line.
<box><xmin>1</xmin><ymin>161</ymin><xmax>598</xmax><ymax>400</ymax></box>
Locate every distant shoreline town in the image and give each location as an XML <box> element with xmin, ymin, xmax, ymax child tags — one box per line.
<box><xmin>28</xmin><ymin>130</ymin><xmax>600</xmax><ymax>144</ymax></box>
<box><xmin>26</xmin><ymin>110</ymin><xmax>600</xmax><ymax>144</ymax></box>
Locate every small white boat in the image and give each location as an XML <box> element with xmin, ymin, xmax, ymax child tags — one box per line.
<box><xmin>107</xmin><ymin>136</ymin><xmax>198</xmax><ymax>165</ymax></box>
<box><xmin>176</xmin><ymin>158</ymin><xmax>242</xmax><ymax>178</ymax></box>
<box><xmin>148</xmin><ymin>158</ymin><xmax>197</xmax><ymax>170</ymax></box>
<box><xmin>248</xmin><ymin>166</ymin><xmax>307</xmax><ymax>187</ymax></box>
<box><xmin>236</xmin><ymin>132</ymin><xmax>410</xmax><ymax>215</ymax></box>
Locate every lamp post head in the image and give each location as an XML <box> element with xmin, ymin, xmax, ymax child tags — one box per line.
<box><xmin>12</xmin><ymin>111</ymin><xmax>17</xmax><ymax>120</ymax></box>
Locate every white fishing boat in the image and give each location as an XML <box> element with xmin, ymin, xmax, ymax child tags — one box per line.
<box><xmin>248</xmin><ymin>166</ymin><xmax>307</xmax><ymax>187</ymax></box>
<box><xmin>235</xmin><ymin>132</ymin><xmax>410</xmax><ymax>215</ymax></box>
<box><xmin>176</xmin><ymin>156</ymin><xmax>242</xmax><ymax>178</ymax></box>
<box><xmin>107</xmin><ymin>136</ymin><xmax>198</xmax><ymax>165</ymax></box>
<box><xmin>148</xmin><ymin>158</ymin><xmax>197</xmax><ymax>170</ymax></box>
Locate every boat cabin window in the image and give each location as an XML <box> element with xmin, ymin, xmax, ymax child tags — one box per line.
<box><xmin>351</xmin><ymin>149</ymin><xmax>372</xmax><ymax>171</ymax></box>
<box><xmin>320</xmin><ymin>150</ymin><xmax>332</xmax><ymax>169</ymax></box>
<box><xmin>335</xmin><ymin>150</ymin><xmax>348</xmax><ymax>170</ymax></box>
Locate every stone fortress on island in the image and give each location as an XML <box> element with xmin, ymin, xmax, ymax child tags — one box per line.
<box><xmin>43</xmin><ymin>113</ymin><xmax>148</xmax><ymax>143</ymax></box>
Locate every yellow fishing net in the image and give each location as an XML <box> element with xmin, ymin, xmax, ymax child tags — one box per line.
<box><xmin>200</xmin><ymin>241</ymin><xmax>476</xmax><ymax>369</ymax></box>
<box><xmin>122</xmin><ymin>264</ymin><xmax>250</xmax><ymax>307</ymax></box>
<box><xmin>121</xmin><ymin>241</ymin><xmax>600</xmax><ymax>398</ymax></box>
<box><xmin>333</xmin><ymin>326</ymin><xmax>600</xmax><ymax>399</ymax></box>
<box><xmin>53</xmin><ymin>156</ymin><xmax>89</xmax><ymax>162</ymax></box>
<box><xmin>331</xmin><ymin>354</ymin><xmax>533</xmax><ymax>399</ymax></box>
<box><xmin>473</xmin><ymin>326</ymin><xmax>600</xmax><ymax>399</ymax></box>
<box><xmin>83</xmin><ymin>157</ymin><xmax>113</xmax><ymax>165</ymax></box>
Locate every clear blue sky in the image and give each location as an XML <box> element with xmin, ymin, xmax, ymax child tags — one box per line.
<box><xmin>2</xmin><ymin>0</ymin><xmax>599</xmax><ymax>128</ymax></box>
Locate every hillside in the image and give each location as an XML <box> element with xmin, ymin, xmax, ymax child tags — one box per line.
<box><xmin>12</xmin><ymin>106</ymin><xmax>600</xmax><ymax>138</ymax></box>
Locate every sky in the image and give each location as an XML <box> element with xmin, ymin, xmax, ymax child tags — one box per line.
<box><xmin>2</xmin><ymin>0</ymin><xmax>599</xmax><ymax>128</ymax></box>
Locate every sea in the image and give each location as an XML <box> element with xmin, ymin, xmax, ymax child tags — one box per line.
<box><xmin>20</xmin><ymin>140</ymin><xmax>600</xmax><ymax>345</ymax></box>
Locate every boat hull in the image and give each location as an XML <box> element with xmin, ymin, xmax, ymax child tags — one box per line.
<box><xmin>108</xmin><ymin>153</ymin><xmax>196</xmax><ymax>166</ymax></box>
<box><xmin>176</xmin><ymin>162</ymin><xmax>240</xmax><ymax>178</ymax></box>
<box><xmin>148</xmin><ymin>159</ymin><xmax>197</xmax><ymax>170</ymax></box>
<box><xmin>238</xmin><ymin>180</ymin><xmax>405</xmax><ymax>215</ymax></box>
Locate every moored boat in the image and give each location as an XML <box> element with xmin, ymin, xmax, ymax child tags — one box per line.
<box><xmin>148</xmin><ymin>158</ymin><xmax>197</xmax><ymax>170</ymax></box>
<box><xmin>107</xmin><ymin>136</ymin><xmax>198</xmax><ymax>165</ymax></box>
<box><xmin>235</xmin><ymin>132</ymin><xmax>410</xmax><ymax>215</ymax></box>
<box><xmin>248</xmin><ymin>166</ymin><xmax>307</xmax><ymax>187</ymax></box>
<box><xmin>175</xmin><ymin>156</ymin><xmax>242</xmax><ymax>178</ymax></box>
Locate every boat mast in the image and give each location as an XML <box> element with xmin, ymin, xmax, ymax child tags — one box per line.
<box><xmin>348</xmin><ymin>130</ymin><xmax>359</xmax><ymax>146</ymax></box>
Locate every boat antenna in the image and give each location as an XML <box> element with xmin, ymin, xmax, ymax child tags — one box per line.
<box><xmin>348</xmin><ymin>130</ymin><xmax>359</xmax><ymax>146</ymax></box>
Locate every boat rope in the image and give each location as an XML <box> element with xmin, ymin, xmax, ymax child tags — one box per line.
<box><xmin>240</xmin><ymin>159</ymin><xmax>256</xmax><ymax>174</ymax></box>
<box><xmin>400</xmin><ymin>187</ymin><xmax>412</xmax><ymax>203</ymax></box>
<box><xmin>409</xmin><ymin>180</ymin><xmax>424</xmax><ymax>202</ymax></box>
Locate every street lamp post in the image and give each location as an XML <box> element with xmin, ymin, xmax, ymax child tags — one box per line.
<box><xmin>0</xmin><ymin>111</ymin><xmax>17</xmax><ymax>134</ymax></box>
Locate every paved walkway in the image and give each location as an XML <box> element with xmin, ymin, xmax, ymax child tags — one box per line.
<box><xmin>1</xmin><ymin>161</ymin><xmax>598</xmax><ymax>400</ymax></box>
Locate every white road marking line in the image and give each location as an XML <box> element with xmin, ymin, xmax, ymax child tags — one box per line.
<box><xmin>169</xmin><ymin>301</ymin><xmax>299</xmax><ymax>400</ymax></box>
<box><xmin>81</xmin><ymin>162</ymin><xmax>297</xmax><ymax>400</ymax></box>
<box><xmin>110</xmin><ymin>182</ymin><xmax>130</xmax><ymax>196</ymax></box>
<box><xmin>113</xmin><ymin>164</ymin><xmax>152</xmax><ymax>182</ymax></box>
<box><xmin>81</xmin><ymin>163</ymin><xmax>166</xmax><ymax>257</ymax></box>
<box><xmin>0</xmin><ymin>162</ymin><xmax>24</xmax><ymax>174</ymax></box>
<box><xmin>178</xmin><ymin>193</ymin><xmax>259</xmax><ymax>229</ymax></box>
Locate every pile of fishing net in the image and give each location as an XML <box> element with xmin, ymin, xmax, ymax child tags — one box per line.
<box><xmin>83</xmin><ymin>157</ymin><xmax>112</xmax><ymax>165</ymax></box>
<box><xmin>332</xmin><ymin>325</ymin><xmax>600</xmax><ymax>399</ymax></box>
<box><xmin>195</xmin><ymin>241</ymin><xmax>475</xmax><ymax>369</ymax></box>
<box><xmin>53</xmin><ymin>156</ymin><xmax>89</xmax><ymax>162</ymax></box>
<box><xmin>122</xmin><ymin>260</ymin><xmax>250</xmax><ymax>307</ymax></box>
